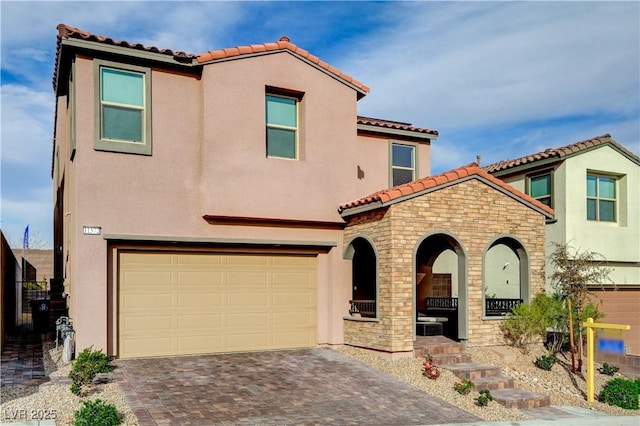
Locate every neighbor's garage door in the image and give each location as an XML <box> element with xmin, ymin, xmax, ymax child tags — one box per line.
<box><xmin>118</xmin><ymin>251</ymin><xmax>317</xmax><ymax>358</ymax></box>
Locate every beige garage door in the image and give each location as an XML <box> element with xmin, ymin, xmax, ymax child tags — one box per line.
<box><xmin>118</xmin><ymin>252</ymin><xmax>317</xmax><ymax>358</ymax></box>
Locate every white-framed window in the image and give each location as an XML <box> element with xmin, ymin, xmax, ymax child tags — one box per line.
<box><xmin>391</xmin><ymin>143</ymin><xmax>415</xmax><ymax>186</ymax></box>
<box><xmin>94</xmin><ymin>60</ymin><xmax>151</xmax><ymax>155</ymax></box>
<box><xmin>587</xmin><ymin>174</ymin><xmax>616</xmax><ymax>222</ymax></box>
<box><xmin>527</xmin><ymin>172</ymin><xmax>553</xmax><ymax>207</ymax></box>
<box><xmin>266</xmin><ymin>94</ymin><xmax>297</xmax><ymax>159</ymax></box>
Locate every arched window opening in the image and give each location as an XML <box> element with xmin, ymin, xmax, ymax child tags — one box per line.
<box><xmin>349</xmin><ymin>237</ymin><xmax>377</xmax><ymax>317</ymax></box>
<box><xmin>483</xmin><ymin>237</ymin><xmax>529</xmax><ymax>316</ymax></box>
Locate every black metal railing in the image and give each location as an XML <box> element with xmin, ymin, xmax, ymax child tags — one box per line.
<box><xmin>485</xmin><ymin>298</ymin><xmax>523</xmax><ymax>316</ymax></box>
<box><xmin>349</xmin><ymin>299</ymin><xmax>376</xmax><ymax>317</ymax></box>
<box><xmin>425</xmin><ymin>297</ymin><xmax>458</xmax><ymax>310</ymax></box>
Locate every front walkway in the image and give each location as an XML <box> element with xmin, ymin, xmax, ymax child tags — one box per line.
<box><xmin>0</xmin><ymin>330</ymin><xmax>48</xmax><ymax>387</ymax></box>
<box><xmin>112</xmin><ymin>348</ymin><xmax>481</xmax><ymax>425</ymax></box>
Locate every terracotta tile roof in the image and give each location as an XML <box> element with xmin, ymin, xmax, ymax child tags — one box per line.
<box><xmin>339</xmin><ymin>163</ymin><xmax>554</xmax><ymax>217</ymax></box>
<box><xmin>56</xmin><ymin>23</ymin><xmax>195</xmax><ymax>58</ymax></box>
<box><xmin>54</xmin><ymin>23</ymin><xmax>195</xmax><ymax>91</ymax></box>
<box><xmin>483</xmin><ymin>134</ymin><xmax>640</xmax><ymax>173</ymax></box>
<box><xmin>357</xmin><ymin>116</ymin><xmax>438</xmax><ymax>136</ymax></box>
<box><xmin>54</xmin><ymin>25</ymin><xmax>369</xmax><ymax>96</ymax></box>
<box><xmin>197</xmin><ymin>36</ymin><xmax>370</xmax><ymax>95</ymax></box>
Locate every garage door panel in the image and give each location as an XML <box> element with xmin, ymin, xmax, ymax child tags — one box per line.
<box><xmin>177</xmin><ymin>313</ymin><xmax>223</xmax><ymax>329</ymax></box>
<box><xmin>123</xmin><ymin>271</ymin><xmax>173</xmax><ymax>286</ymax></box>
<box><xmin>226</xmin><ymin>271</ymin><xmax>269</xmax><ymax>286</ymax></box>
<box><xmin>177</xmin><ymin>293</ymin><xmax>223</xmax><ymax>308</ymax></box>
<box><xmin>122</xmin><ymin>315</ymin><xmax>173</xmax><ymax>332</ymax></box>
<box><xmin>121</xmin><ymin>252</ymin><xmax>174</xmax><ymax>266</ymax></box>
<box><xmin>119</xmin><ymin>252</ymin><xmax>317</xmax><ymax>358</ymax></box>
<box><xmin>226</xmin><ymin>292</ymin><xmax>269</xmax><ymax>307</ymax></box>
<box><xmin>271</xmin><ymin>256</ymin><xmax>314</xmax><ymax>267</ymax></box>
<box><xmin>227</xmin><ymin>312</ymin><xmax>269</xmax><ymax>327</ymax></box>
<box><xmin>121</xmin><ymin>293</ymin><xmax>173</xmax><ymax>309</ymax></box>
<box><xmin>177</xmin><ymin>271</ymin><xmax>224</xmax><ymax>286</ymax></box>
<box><xmin>177</xmin><ymin>254</ymin><xmax>223</xmax><ymax>265</ymax></box>
<box><xmin>178</xmin><ymin>335</ymin><xmax>224</xmax><ymax>352</ymax></box>
<box><xmin>226</xmin><ymin>256</ymin><xmax>269</xmax><ymax>266</ymax></box>
<box><xmin>226</xmin><ymin>332</ymin><xmax>269</xmax><ymax>350</ymax></box>
<box><xmin>121</xmin><ymin>336</ymin><xmax>173</xmax><ymax>358</ymax></box>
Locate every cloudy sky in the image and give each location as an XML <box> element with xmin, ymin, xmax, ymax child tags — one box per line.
<box><xmin>1</xmin><ymin>1</ymin><xmax>639</xmax><ymax>248</ymax></box>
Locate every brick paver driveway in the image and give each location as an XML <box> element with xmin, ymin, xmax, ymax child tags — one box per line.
<box><xmin>113</xmin><ymin>348</ymin><xmax>481</xmax><ymax>425</ymax></box>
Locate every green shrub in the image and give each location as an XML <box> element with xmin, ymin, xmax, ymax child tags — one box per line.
<box><xmin>73</xmin><ymin>399</ymin><xmax>122</xmax><ymax>426</ymax></box>
<box><xmin>502</xmin><ymin>293</ymin><xmax>553</xmax><ymax>353</ymax></box>
<box><xmin>69</xmin><ymin>347</ymin><xmax>114</xmax><ymax>396</ymax></box>
<box><xmin>598</xmin><ymin>378</ymin><xmax>639</xmax><ymax>410</ymax></box>
<box><xmin>535</xmin><ymin>354</ymin><xmax>557</xmax><ymax>371</ymax></box>
<box><xmin>454</xmin><ymin>379</ymin><xmax>475</xmax><ymax>395</ymax></box>
<box><xmin>475</xmin><ymin>389</ymin><xmax>493</xmax><ymax>406</ymax></box>
<box><xmin>599</xmin><ymin>363</ymin><xmax>620</xmax><ymax>376</ymax></box>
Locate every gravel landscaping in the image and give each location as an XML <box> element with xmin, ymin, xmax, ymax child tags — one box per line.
<box><xmin>1</xmin><ymin>340</ymin><xmax>637</xmax><ymax>425</ymax></box>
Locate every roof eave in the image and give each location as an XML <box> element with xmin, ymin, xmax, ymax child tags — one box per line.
<box><xmin>488</xmin><ymin>156</ymin><xmax>562</xmax><ymax>177</ymax></box>
<box><xmin>357</xmin><ymin>123</ymin><xmax>438</xmax><ymax>141</ymax></box>
<box><xmin>561</xmin><ymin>142</ymin><xmax>640</xmax><ymax>167</ymax></box>
<box><xmin>59</xmin><ymin>37</ymin><xmax>198</xmax><ymax>67</ymax></box>
<box><xmin>339</xmin><ymin>201</ymin><xmax>384</xmax><ymax>218</ymax></box>
<box><xmin>340</xmin><ymin>174</ymin><xmax>554</xmax><ymax>219</ymax></box>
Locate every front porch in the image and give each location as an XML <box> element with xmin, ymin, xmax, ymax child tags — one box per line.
<box><xmin>339</xmin><ymin>164</ymin><xmax>553</xmax><ymax>356</ymax></box>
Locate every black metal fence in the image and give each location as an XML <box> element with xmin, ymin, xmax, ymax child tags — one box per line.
<box><xmin>17</xmin><ymin>280</ymin><xmax>49</xmax><ymax>329</ymax></box>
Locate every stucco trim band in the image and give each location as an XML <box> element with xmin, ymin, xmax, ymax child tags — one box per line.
<box><xmin>103</xmin><ymin>234</ymin><xmax>337</xmax><ymax>250</ymax></box>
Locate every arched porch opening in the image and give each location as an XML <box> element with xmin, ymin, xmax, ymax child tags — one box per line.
<box><xmin>345</xmin><ymin>236</ymin><xmax>378</xmax><ymax>318</ymax></box>
<box><xmin>483</xmin><ymin>236</ymin><xmax>530</xmax><ymax>317</ymax></box>
<box><xmin>415</xmin><ymin>233</ymin><xmax>467</xmax><ymax>340</ymax></box>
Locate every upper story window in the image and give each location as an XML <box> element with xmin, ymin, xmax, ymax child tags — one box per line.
<box><xmin>94</xmin><ymin>60</ymin><xmax>151</xmax><ymax>155</ymax></box>
<box><xmin>391</xmin><ymin>143</ymin><xmax>415</xmax><ymax>186</ymax></box>
<box><xmin>266</xmin><ymin>94</ymin><xmax>297</xmax><ymax>159</ymax></box>
<box><xmin>528</xmin><ymin>172</ymin><xmax>552</xmax><ymax>207</ymax></box>
<box><xmin>587</xmin><ymin>174</ymin><xmax>616</xmax><ymax>222</ymax></box>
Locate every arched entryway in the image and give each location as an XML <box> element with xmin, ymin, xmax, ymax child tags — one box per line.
<box><xmin>414</xmin><ymin>233</ymin><xmax>467</xmax><ymax>340</ymax></box>
<box><xmin>483</xmin><ymin>236</ymin><xmax>530</xmax><ymax>316</ymax></box>
<box><xmin>345</xmin><ymin>236</ymin><xmax>378</xmax><ymax>318</ymax></box>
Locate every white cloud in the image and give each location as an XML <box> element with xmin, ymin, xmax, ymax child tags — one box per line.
<box><xmin>0</xmin><ymin>84</ymin><xmax>53</xmax><ymax>165</ymax></box>
<box><xmin>343</xmin><ymin>2</ymin><xmax>639</xmax><ymax>130</ymax></box>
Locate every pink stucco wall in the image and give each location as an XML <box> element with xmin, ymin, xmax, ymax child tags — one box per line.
<box><xmin>59</xmin><ymin>51</ymin><xmax>429</xmax><ymax>354</ymax></box>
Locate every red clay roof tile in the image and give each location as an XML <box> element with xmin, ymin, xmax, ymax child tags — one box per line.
<box><xmin>357</xmin><ymin>116</ymin><xmax>438</xmax><ymax>136</ymax></box>
<box><xmin>339</xmin><ymin>163</ymin><xmax>554</xmax><ymax>217</ymax></box>
<box><xmin>483</xmin><ymin>134</ymin><xmax>640</xmax><ymax>173</ymax></box>
<box><xmin>54</xmin><ymin>24</ymin><xmax>370</xmax><ymax>95</ymax></box>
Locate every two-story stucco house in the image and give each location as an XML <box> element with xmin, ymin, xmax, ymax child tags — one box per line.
<box><xmin>52</xmin><ymin>24</ymin><xmax>552</xmax><ymax>359</ymax></box>
<box><xmin>484</xmin><ymin>135</ymin><xmax>640</xmax><ymax>356</ymax></box>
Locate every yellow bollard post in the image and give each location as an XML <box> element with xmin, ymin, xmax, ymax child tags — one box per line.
<box><xmin>582</xmin><ymin>317</ymin><xmax>630</xmax><ymax>403</ymax></box>
<box><xmin>585</xmin><ymin>318</ymin><xmax>595</xmax><ymax>402</ymax></box>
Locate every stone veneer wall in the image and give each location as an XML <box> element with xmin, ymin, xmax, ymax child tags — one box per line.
<box><xmin>343</xmin><ymin>179</ymin><xmax>547</xmax><ymax>354</ymax></box>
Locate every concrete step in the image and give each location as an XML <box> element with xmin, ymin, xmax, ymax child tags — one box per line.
<box><xmin>443</xmin><ymin>363</ymin><xmax>501</xmax><ymax>380</ymax></box>
<box><xmin>473</xmin><ymin>374</ymin><xmax>514</xmax><ymax>391</ymax></box>
<box><xmin>431</xmin><ymin>352</ymin><xmax>472</xmax><ymax>365</ymax></box>
<box><xmin>414</xmin><ymin>341</ymin><xmax>466</xmax><ymax>357</ymax></box>
<box><xmin>491</xmin><ymin>388</ymin><xmax>551</xmax><ymax>409</ymax></box>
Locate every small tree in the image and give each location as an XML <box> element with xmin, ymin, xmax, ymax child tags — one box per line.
<box><xmin>547</xmin><ymin>242</ymin><xmax>612</xmax><ymax>371</ymax></box>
